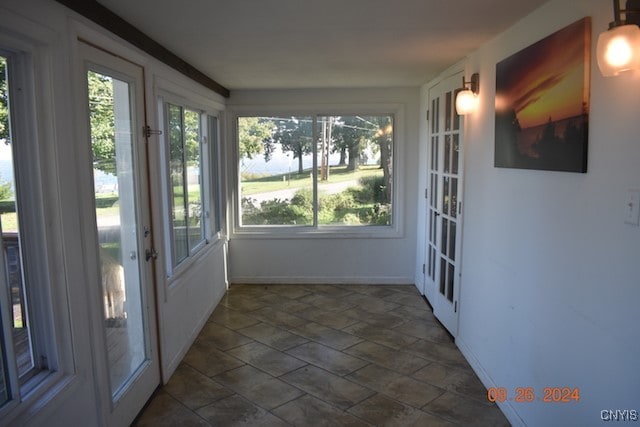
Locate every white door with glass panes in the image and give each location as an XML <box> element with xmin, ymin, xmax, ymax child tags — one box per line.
<box><xmin>80</xmin><ymin>42</ymin><xmax>160</xmax><ymax>426</ymax></box>
<box><xmin>425</xmin><ymin>72</ymin><xmax>465</xmax><ymax>337</ymax></box>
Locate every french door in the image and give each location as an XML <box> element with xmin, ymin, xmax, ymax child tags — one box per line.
<box><xmin>80</xmin><ymin>42</ymin><xmax>160</xmax><ymax>426</ymax></box>
<box><xmin>425</xmin><ymin>72</ymin><xmax>465</xmax><ymax>336</ymax></box>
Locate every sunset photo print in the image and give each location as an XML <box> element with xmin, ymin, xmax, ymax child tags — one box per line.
<box><xmin>494</xmin><ymin>18</ymin><xmax>590</xmax><ymax>173</ymax></box>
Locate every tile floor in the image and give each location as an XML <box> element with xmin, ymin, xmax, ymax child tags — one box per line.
<box><xmin>134</xmin><ymin>284</ymin><xmax>509</xmax><ymax>426</ymax></box>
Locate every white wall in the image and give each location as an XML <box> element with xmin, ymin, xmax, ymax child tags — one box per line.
<box><xmin>227</xmin><ymin>88</ymin><xmax>420</xmax><ymax>285</ymax></box>
<box><xmin>432</xmin><ymin>1</ymin><xmax>640</xmax><ymax>425</ymax></box>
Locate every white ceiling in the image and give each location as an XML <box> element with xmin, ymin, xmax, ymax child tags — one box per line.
<box><xmin>97</xmin><ymin>0</ymin><xmax>550</xmax><ymax>90</ymax></box>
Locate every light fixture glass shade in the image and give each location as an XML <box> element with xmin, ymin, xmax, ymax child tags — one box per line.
<box><xmin>455</xmin><ymin>89</ymin><xmax>479</xmax><ymax>115</ymax></box>
<box><xmin>597</xmin><ymin>24</ymin><xmax>640</xmax><ymax>76</ymax></box>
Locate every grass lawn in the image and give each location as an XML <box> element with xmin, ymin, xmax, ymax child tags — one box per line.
<box><xmin>241</xmin><ymin>164</ymin><xmax>383</xmax><ymax>195</ymax></box>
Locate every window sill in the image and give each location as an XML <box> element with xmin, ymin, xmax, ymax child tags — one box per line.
<box><xmin>166</xmin><ymin>234</ymin><xmax>225</xmax><ymax>284</ymax></box>
<box><xmin>230</xmin><ymin>225</ymin><xmax>402</xmax><ymax>240</ymax></box>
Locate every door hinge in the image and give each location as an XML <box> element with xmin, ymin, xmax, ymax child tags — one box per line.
<box><xmin>458</xmin><ymin>201</ymin><xmax>462</xmax><ymax>215</ymax></box>
<box><xmin>454</xmin><ymin>301</ymin><xmax>457</xmax><ymax>313</ymax></box>
<box><xmin>426</xmin><ymin>110</ymin><xmax>429</xmax><ymax>121</ymax></box>
<box><xmin>422</xmin><ymin>263</ymin><xmax>426</xmax><ymax>274</ymax></box>
<box><xmin>142</xmin><ymin>125</ymin><xmax>163</xmax><ymax>139</ymax></box>
<box><xmin>425</xmin><ymin>188</ymin><xmax>428</xmax><ymax>199</ymax></box>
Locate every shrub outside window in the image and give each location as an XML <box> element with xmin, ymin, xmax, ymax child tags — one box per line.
<box><xmin>237</xmin><ymin>114</ymin><xmax>394</xmax><ymax>228</ymax></box>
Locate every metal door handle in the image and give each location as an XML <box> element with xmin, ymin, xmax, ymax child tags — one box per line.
<box><xmin>145</xmin><ymin>248</ymin><xmax>158</xmax><ymax>262</ymax></box>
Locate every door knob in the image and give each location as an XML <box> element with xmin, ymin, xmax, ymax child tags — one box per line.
<box><xmin>145</xmin><ymin>248</ymin><xmax>158</xmax><ymax>262</ymax></box>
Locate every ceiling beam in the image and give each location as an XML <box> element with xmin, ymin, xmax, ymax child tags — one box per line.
<box><xmin>55</xmin><ymin>0</ymin><xmax>230</xmax><ymax>98</ymax></box>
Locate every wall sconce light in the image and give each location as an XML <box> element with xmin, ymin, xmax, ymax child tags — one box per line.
<box><xmin>597</xmin><ymin>0</ymin><xmax>640</xmax><ymax>76</ymax></box>
<box><xmin>455</xmin><ymin>73</ymin><xmax>480</xmax><ymax>115</ymax></box>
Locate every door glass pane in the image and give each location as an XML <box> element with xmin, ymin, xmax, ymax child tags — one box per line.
<box><xmin>447</xmin><ymin>262</ymin><xmax>455</xmax><ymax>302</ymax></box>
<box><xmin>442</xmin><ymin>177</ymin><xmax>449</xmax><ymax>216</ymax></box>
<box><xmin>439</xmin><ymin>258</ymin><xmax>446</xmax><ymax>295</ymax></box>
<box><xmin>444</xmin><ymin>135</ymin><xmax>451</xmax><ymax>174</ymax></box>
<box><xmin>430</xmin><ymin>137</ymin><xmax>436</xmax><ymax>170</ymax></box>
<box><xmin>453</xmin><ymin>90</ymin><xmax>461</xmax><ymax>131</ymax></box>
<box><xmin>452</xmin><ymin>135</ymin><xmax>460</xmax><ymax>175</ymax></box>
<box><xmin>441</xmin><ymin>218</ymin><xmax>448</xmax><ymax>255</ymax></box>
<box><xmin>449</xmin><ymin>221</ymin><xmax>456</xmax><ymax>261</ymax></box>
<box><xmin>432</xmin><ymin>173</ymin><xmax>438</xmax><ymax>211</ymax></box>
<box><xmin>445</xmin><ymin>91</ymin><xmax>452</xmax><ymax>131</ymax></box>
<box><xmin>88</xmin><ymin>70</ymin><xmax>146</xmax><ymax>398</ymax></box>
<box><xmin>451</xmin><ymin>178</ymin><xmax>458</xmax><ymax>219</ymax></box>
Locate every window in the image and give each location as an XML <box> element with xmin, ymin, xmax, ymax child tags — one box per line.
<box><xmin>161</xmin><ymin>98</ymin><xmax>219</xmax><ymax>271</ymax></box>
<box><xmin>0</xmin><ymin>49</ymin><xmax>55</xmax><ymax>410</ymax></box>
<box><xmin>237</xmin><ymin>114</ymin><xmax>394</xmax><ymax>228</ymax></box>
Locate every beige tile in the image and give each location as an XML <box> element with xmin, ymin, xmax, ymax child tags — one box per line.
<box><xmin>228</xmin><ymin>284</ymin><xmax>269</xmax><ymax>294</ymax></box>
<box><xmin>343</xmin><ymin>322</ymin><xmax>418</xmax><ymax>349</ymax></box>
<box><xmin>423</xmin><ymin>392</ymin><xmax>510</xmax><ymax>426</ymax></box>
<box><xmin>341</xmin><ymin>307</ymin><xmax>408</xmax><ymax>329</ymax></box>
<box><xmin>343</xmin><ymin>292</ymin><xmax>402</xmax><ymax>314</ymax></box>
<box><xmin>382</xmin><ymin>292</ymin><xmax>430</xmax><ymax>309</ymax></box>
<box><xmin>309</xmin><ymin>284</ymin><xmax>355</xmax><ymax>299</ymax></box>
<box><xmin>412</xmin><ymin>362</ymin><xmax>488</xmax><ymax>403</ymax></box>
<box><xmin>391</xmin><ymin>320</ymin><xmax>453</xmax><ymax>345</ymax></box>
<box><xmin>348</xmin><ymin>393</ymin><xmax>456</xmax><ymax>427</ymax></box>
<box><xmin>349</xmin><ymin>286</ymin><xmax>398</xmax><ymax>299</ymax></box>
<box><xmin>291</xmin><ymin>322</ymin><xmax>363</xmax><ymax>350</ymax></box>
<box><xmin>133</xmin><ymin>391</ymin><xmax>209</xmax><ymax>427</ymax></box>
<box><xmin>226</xmin><ymin>341</ymin><xmax>307</xmax><ymax>376</ymax></box>
<box><xmin>196</xmin><ymin>394</ymin><xmax>289</xmax><ymax>426</ymax></box>
<box><xmin>263</xmin><ymin>284</ymin><xmax>314</xmax><ymax>299</ymax></box>
<box><xmin>273</xmin><ymin>394</ymin><xmax>369</xmax><ymax>427</ymax></box>
<box><xmin>163</xmin><ymin>364</ymin><xmax>233</xmax><ymax>410</ymax></box>
<box><xmin>237</xmin><ymin>322</ymin><xmax>309</xmax><ymax>351</ymax></box>
<box><xmin>257</xmin><ymin>293</ymin><xmax>312</xmax><ymax>313</ymax></box>
<box><xmin>183</xmin><ymin>340</ymin><xmax>245</xmax><ymax>377</ymax></box>
<box><xmin>403</xmin><ymin>339</ymin><xmax>469</xmax><ymax>370</ymax></box>
<box><xmin>137</xmin><ymin>284</ymin><xmax>510</xmax><ymax>426</ymax></box>
<box><xmin>295</xmin><ymin>306</ymin><xmax>360</xmax><ymax>330</ymax></box>
<box><xmin>286</xmin><ymin>342</ymin><xmax>369</xmax><ymax>376</ymax></box>
<box><xmin>196</xmin><ymin>323</ymin><xmax>253</xmax><ymax>350</ymax></box>
<box><xmin>344</xmin><ymin>340</ymin><xmax>429</xmax><ymax>375</ymax></box>
<box><xmin>298</xmin><ymin>293</ymin><xmax>356</xmax><ymax>312</ymax></box>
<box><xmin>347</xmin><ymin>364</ymin><xmax>444</xmax><ymax>408</ymax></box>
<box><xmin>214</xmin><ymin>365</ymin><xmax>304</xmax><ymax>410</ymax></box>
<box><xmin>388</xmin><ymin>305</ymin><xmax>435</xmax><ymax>321</ymax></box>
<box><xmin>249</xmin><ymin>307</ymin><xmax>308</xmax><ymax>329</ymax></box>
<box><xmin>208</xmin><ymin>305</ymin><xmax>261</xmax><ymax>330</ymax></box>
<box><xmin>221</xmin><ymin>293</ymin><xmax>269</xmax><ymax>312</ymax></box>
<box><xmin>281</xmin><ymin>366</ymin><xmax>375</xmax><ymax>410</ymax></box>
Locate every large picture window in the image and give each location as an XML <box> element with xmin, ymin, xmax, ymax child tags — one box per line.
<box><xmin>162</xmin><ymin>99</ymin><xmax>219</xmax><ymax>271</ymax></box>
<box><xmin>237</xmin><ymin>114</ymin><xmax>394</xmax><ymax>228</ymax></box>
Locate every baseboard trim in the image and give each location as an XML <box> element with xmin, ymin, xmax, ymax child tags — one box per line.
<box><xmin>456</xmin><ymin>337</ymin><xmax>526</xmax><ymax>427</ymax></box>
<box><xmin>229</xmin><ymin>276</ymin><xmax>415</xmax><ymax>285</ymax></box>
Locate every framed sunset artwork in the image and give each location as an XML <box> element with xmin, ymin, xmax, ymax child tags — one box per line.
<box><xmin>494</xmin><ymin>17</ymin><xmax>591</xmax><ymax>173</ymax></box>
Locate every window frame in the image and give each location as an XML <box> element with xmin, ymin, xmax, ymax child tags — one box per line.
<box><xmin>0</xmin><ymin>36</ymin><xmax>68</xmax><ymax>421</ymax></box>
<box><xmin>230</xmin><ymin>104</ymin><xmax>404</xmax><ymax>239</ymax></box>
<box><xmin>157</xmin><ymin>90</ymin><xmax>222</xmax><ymax>278</ymax></box>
